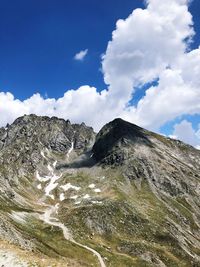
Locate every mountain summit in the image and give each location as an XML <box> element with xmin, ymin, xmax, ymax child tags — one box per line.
<box><xmin>93</xmin><ymin>118</ymin><xmax>152</xmax><ymax>164</ymax></box>
<box><xmin>0</xmin><ymin>115</ymin><xmax>199</xmax><ymax>267</ymax></box>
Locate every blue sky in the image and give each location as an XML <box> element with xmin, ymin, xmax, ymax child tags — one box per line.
<box><xmin>0</xmin><ymin>0</ymin><xmax>144</xmax><ymax>99</ymax></box>
<box><xmin>0</xmin><ymin>0</ymin><xmax>200</xmax><ymax>147</ymax></box>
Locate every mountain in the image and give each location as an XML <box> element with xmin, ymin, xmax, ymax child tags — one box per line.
<box><xmin>0</xmin><ymin>115</ymin><xmax>199</xmax><ymax>267</ymax></box>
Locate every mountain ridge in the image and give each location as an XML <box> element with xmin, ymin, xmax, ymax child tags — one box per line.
<box><xmin>0</xmin><ymin>114</ymin><xmax>199</xmax><ymax>267</ymax></box>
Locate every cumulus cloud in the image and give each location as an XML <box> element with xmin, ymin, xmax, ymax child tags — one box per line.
<box><xmin>131</xmin><ymin>53</ymin><xmax>200</xmax><ymax>130</ymax></box>
<box><xmin>102</xmin><ymin>0</ymin><xmax>193</xmax><ymax>104</ymax></box>
<box><xmin>74</xmin><ymin>49</ymin><xmax>88</xmax><ymax>61</ymax></box>
<box><xmin>101</xmin><ymin>0</ymin><xmax>200</xmax><ymax>134</ymax></box>
<box><xmin>171</xmin><ymin>120</ymin><xmax>200</xmax><ymax>147</ymax></box>
<box><xmin>1</xmin><ymin>0</ymin><xmax>200</xmax><ymax>148</ymax></box>
<box><xmin>0</xmin><ymin>88</ymin><xmax>112</xmax><ymax>130</ymax></box>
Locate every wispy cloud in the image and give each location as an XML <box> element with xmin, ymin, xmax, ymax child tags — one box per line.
<box><xmin>74</xmin><ymin>49</ymin><xmax>88</xmax><ymax>61</ymax></box>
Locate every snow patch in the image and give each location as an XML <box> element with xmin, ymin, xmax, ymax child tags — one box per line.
<box><xmin>35</xmin><ymin>171</ymin><xmax>50</xmax><ymax>183</ymax></box>
<box><xmin>41</xmin><ymin>150</ymin><xmax>47</xmax><ymax>159</ymax></box>
<box><xmin>47</xmin><ymin>164</ymin><xmax>54</xmax><ymax>173</ymax></box>
<box><xmin>94</xmin><ymin>188</ymin><xmax>101</xmax><ymax>193</ymax></box>
<box><xmin>53</xmin><ymin>160</ymin><xmax>57</xmax><ymax>168</ymax></box>
<box><xmin>44</xmin><ymin>159</ymin><xmax>62</xmax><ymax>198</ymax></box>
<box><xmin>98</xmin><ymin>176</ymin><xmax>105</xmax><ymax>180</ymax></box>
<box><xmin>37</xmin><ymin>184</ymin><xmax>42</xmax><ymax>190</ymax></box>
<box><xmin>70</xmin><ymin>195</ymin><xmax>78</xmax><ymax>200</ymax></box>
<box><xmin>61</xmin><ymin>183</ymin><xmax>81</xmax><ymax>191</ymax></box>
<box><xmin>75</xmin><ymin>201</ymin><xmax>81</xmax><ymax>205</ymax></box>
<box><xmin>55</xmin><ymin>203</ymin><xmax>60</xmax><ymax>209</ymax></box>
<box><xmin>60</xmin><ymin>193</ymin><xmax>65</xmax><ymax>201</ymax></box>
<box><xmin>67</xmin><ymin>142</ymin><xmax>74</xmax><ymax>159</ymax></box>
<box><xmin>83</xmin><ymin>194</ymin><xmax>90</xmax><ymax>199</ymax></box>
<box><xmin>88</xmin><ymin>184</ymin><xmax>95</xmax><ymax>189</ymax></box>
<box><xmin>45</xmin><ymin>175</ymin><xmax>60</xmax><ymax>198</ymax></box>
<box><xmin>92</xmin><ymin>201</ymin><xmax>102</xmax><ymax>204</ymax></box>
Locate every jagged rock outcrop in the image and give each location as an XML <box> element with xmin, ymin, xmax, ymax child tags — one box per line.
<box><xmin>0</xmin><ymin>114</ymin><xmax>95</xmax><ymax>176</ymax></box>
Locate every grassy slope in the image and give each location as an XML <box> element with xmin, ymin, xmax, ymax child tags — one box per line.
<box><xmin>55</xmin><ymin>169</ymin><xmax>199</xmax><ymax>267</ymax></box>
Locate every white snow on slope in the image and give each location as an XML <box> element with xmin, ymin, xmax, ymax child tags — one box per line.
<box><xmin>37</xmin><ymin>145</ymin><xmax>106</xmax><ymax>267</ymax></box>
<box><xmin>92</xmin><ymin>201</ymin><xmax>102</xmax><ymax>204</ymax></box>
<box><xmin>45</xmin><ymin>173</ymin><xmax>61</xmax><ymax>199</ymax></box>
<box><xmin>55</xmin><ymin>203</ymin><xmax>60</xmax><ymax>210</ymax></box>
<box><xmin>47</xmin><ymin>164</ymin><xmax>54</xmax><ymax>173</ymax></box>
<box><xmin>60</xmin><ymin>183</ymin><xmax>81</xmax><ymax>191</ymax></box>
<box><xmin>88</xmin><ymin>184</ymin><xmax>95</xmax><ymax>189</ymax></box>
<box><xmin>67</xmin><ymin>142</ymin><xmax>74</xmax><ymax>159</ymax></box>
<box><xmin>35</xmin><ymin>171</ymin><xmax>50</xmax><ymax>183</ymax></box>
<box><xmin>40</xmin><ymin>151</ymin><xmax>47</xmax><ymax>159</ymax></box>
<box><xmin>36</xmin><ymin>159</ymin><xmax>62</xmax><ymax>199</ymax></box>
<box><xmin>83</xmin><ymin>194</ymin><xmax>90</xmax><ymax>199</ymax></box>
<box><xmin>37</xmin><ymin>156</ymin><xmax>106</xmax><ymax>267</ymax></box>
<box><xmin>94</xmin><ymin>188</ymin><xmax>101</xmax><ymax>193</ymax></box>
<box><xmin>60</xmin><ymin>193</ymin><xmax>65</xmax><ymax>201</ymax></box>
<box><xmin>70</xmin><ymin>195</ymin><xmax>78</xmax><ymax>200</ymax></box>
<box><xmin>37</xmin><ymin>184</ymin><xmax>42</xmax><ymax>190</ymax></box>
<box><xmin>53</xmin><ymin>160</ymin><xmax>57</xmax><ymax>168</ymax></box>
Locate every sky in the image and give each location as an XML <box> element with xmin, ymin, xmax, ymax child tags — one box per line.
<box><xmin>0</xmin><ymin>0</ymin><xmax>200</xmax><ymax>147</ymax></box>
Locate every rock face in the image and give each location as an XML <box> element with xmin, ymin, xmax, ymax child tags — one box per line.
<box><xmin>92</xmin><ymin>118</ymin><xmax>152</xmax><ymax>164</ymax></box>
<box><xmin>0</xmin><ymin>114</ymin><xmax>95</xmax><ymax>174</ymax></box>
<box><xmin>0</xmin><ymin>115</ymin><xmax>200</xmax><ymax>267</ymax></box>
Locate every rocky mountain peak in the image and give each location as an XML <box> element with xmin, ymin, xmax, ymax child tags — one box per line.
<box><xmin>0</xmin><ymin>115</ymin><xmax>200</xmax><ymax>267</ymax></box>
<box><xmin>0</xmin><ymin>115</ymin><xmax>96</xmax><ymax>183</ymax></box>
<box><xmin>0</xmin><ymin>114</ymin><xmax>95</xmax><ymax>152</ymax></box>
<box><xmin>92</xmin><ymin>118</ymin><xmax>152</xmax><ymax>164</ymax></box>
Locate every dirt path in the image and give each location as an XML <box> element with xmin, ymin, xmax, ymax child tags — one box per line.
<box><xmin>39</xmin><ymin>149</ymin><xmax>106</xmax><ymax>267</ymax></box>
<box><xmin>40</xmin><ymin>204</ymin><xmax>106</xmax><ymax>267</ymax></box>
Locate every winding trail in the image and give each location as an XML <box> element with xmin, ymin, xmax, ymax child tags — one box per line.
<box><xmin>39</xmin><ymin>205</ymin><xmax>73</xmax><ymax>241</ymax></box>
<box><xmin>73</xmin><ymin>241</ymin><xmax>106</xmax><ymax>267</ymax></box>
<box><xmin>39</xmin><ymin>205</ymin><xmax>106</xmax><ymax>267</ymax></box>
<box><xmin>39</xmin><ymin>145</ymin><xmax>106</xmax><ymax>267</ymax></box>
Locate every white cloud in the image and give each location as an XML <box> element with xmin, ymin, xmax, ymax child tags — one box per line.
<box><xmin>1</xmin><ymin>0</ymin><xmax>200</xmax><ymax>148</ymax></box>
<box><xmin>172</xmin><ymin>120</ymin><xmax>200</xmax><ymax>147</ymax></box>
<box><xmin>130</xmin><ymin>54</ymin><xmax>200</xmax><ymax>130</ymax></box>
<box><xmin>0</xmin><ymin>88</ymin><xmax>112</xmax><ymax>130</ymax></box>
<box><xmin>102</xmin><ymin>0</ymin><xmax>193</xmax><ymax>105</ymax></box>
<box><xmin>101</xmin><ymin>0</ymin><xmax>200</xmax><ymax>135</ymax></box>
<box><xmin>74</xmin><ymin>49</ymin><xmax>88</xmax><ymax>61</ymax></box>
